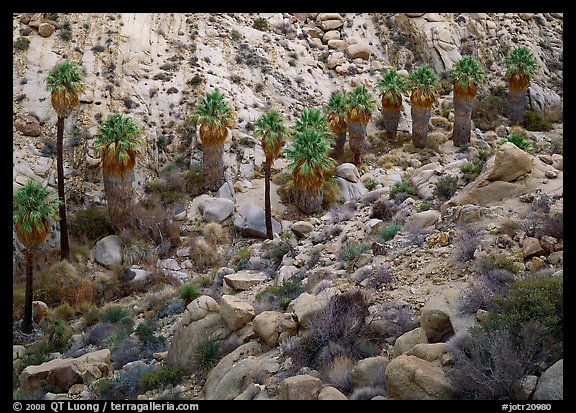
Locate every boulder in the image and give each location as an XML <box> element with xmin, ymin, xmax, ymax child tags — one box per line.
<box><xmin>252</xmin><ymin>311</ymin><xmax>298</xmax><ymax>347</ymax></box>
<box><xmin>405</xmin><ymin>13</ymin><xmax>426</xmax><ymax>17</ymax></box>
<box><xmin>406</xmin><ymin>343</ymin><xmax>447</xmax><ymax>362</ymax></box>
<box><xmin>286</xmin><ymin>287</ymin><xmax>340</xmax><ymax>327</ymax></box>
<box><xmin>317</xmin><ymin>13</ymin><xmax>343</xmax><ymax>21</ymax></box>
<box><xmin>336</xmin><ymin>163</ymin><xmax>361</xmax><ymax>183</ymax></box>
<box><xmin>13</xmin><ymin>345</ymin><xmax>27</xmax><ymax>361</ymax></box>
<box><xmin>199</xmin><ymin>198</ymin><xmax>234</xmax><ymax>223</ymax></box>
<box><xmin>223</xmin><ymin>270</ymin><xmax>268</xmax><ymax>291</ymax></box>
<box><xmin>219</xmin><ymin>295</ymin><xmax>255</xmax><ymax>331</ymax></box>
<box><xmin>290</xmin><ymin>221</ymin><xmax>314</xmax><ymax>238</ymax></box>
<box><xmin>217</xmin><ymin>181</ymin><xmax>236</xmax><ymax>202</ymax></box>
<box><xmin>512</xmin><ymin>375</ymin><xmax>539</xmax><ymax>400</ymax></box>
<box><xmin>334</xmin><ymin>177</ymin><xmax>368</xmax><ymax>202</ymax></box>
<box><xmin>351</xmin><ymin>356</ymin><xmax>389</xmax><ymax>388</ymax></box>
<box><xmin>38</xmin><ymin>23</ymin><xmax>55</xmax><ymax>37</ymax></box>
<box><xmin>393</xmin><ymin>327</ymin><xmax>429</xmax><ymax>358</ymax></box>
<box><xmin>327</xmin><ymin>51</ymin><xmax>345</xmax><ymax>69</ymax></box>
<box><xmin>279</xmin><ymin>374</ymin><xmax>323</xmax><ymax>400</ymax></box>
<box><xmin>318</xmin><ymin>386</ymin><xmax>348</xmax><ymax>400</ymax></box>
<box><xmin>385</xmin><ymin>354</ymin><xmax>454</xmax><ymax>400</ymax></box>
<box><xmin>15</xmin><ymin>115</ymin><xmax>41</xmax><ymax>137</ymax></box>
<box><xmin>28</xmin><ymin>13</ymin><xmax>44</xmax><ymax>28</ymax></box>
<box><xmin>521</xmin><ymin>237</ymin><xmax>545</xmax><ymax>259</ymax></box>
<box><xmin>322</xmin><ymin>30</ymin><xmax>340</xmax><ymax>43</ymax></box>
<box><xmin>346</xmin><ymin>42</ymin><xmax>371</xmax><ymax>60</ymax></box>
<box><xmin>487</xmin><ymin>142</ymin><xmax>533</xmax><ymax>182</ymax></box>
<box><xmin>529</xmin><ymin>83</ymin><xmax>561</xmax><ymax>111</ymax></box>
<box><xmin>533</xmin><ymin>359</ymin><xmax>563</xmax><ymax>400</ymax></box>
<box><xmin>94</xmin><ymin>235</ymin><xmax>122</xmax><ymax>268</ymax></box>
<box><xmin>20</xmin><ymin>349</ymin><xmax>110</xmax><ymax>393</ymax></box>
<box><xmin>204</xmin><ymin>342</ymin><xmax>280</xmax><ymax>400</ymax></box>
<box><xmin>234</xmin><ymin>203</ymin><xmax>281</xmax><ymax>238</ymax></box>
<box><xmin>32</xmin><ymin>301</ymin><xmax>49</xmax><ymax>324</ymax></box>
<box><xmin>404</xmin><ymin>210</ymin><xmax>441</xmax><ymax>231</ymax></box>
<box><xmin>320</xmin><ymin>19</ymin><xmax>343</xmax><ymax>30</ymax></box>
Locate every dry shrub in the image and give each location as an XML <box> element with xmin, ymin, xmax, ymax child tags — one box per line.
<box><xmin>188</xmin><ymin>235</ymin><xmax>220</xmax><ymax>273</ymax></box>
<box><xmin>203</xmin><ymin>222</ymin><xmax>229</xmax><ymax>246</ymax></box>
<box><xmin>128</xmin><ymin>201</ymin><xmax>180</xmax><ymax>254</ymax></box>
<box><xmin>323</xmin><ymin>355</ymin><xmax>355</xmax><ymax>393</ymax></box>
<box><xmin>35</xmin><ymin>261</ymin><xmax>95</xmax><ymax>307</ymax></box>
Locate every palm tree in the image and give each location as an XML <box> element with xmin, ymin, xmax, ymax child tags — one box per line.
<box><xmin>190</xmin><ymin>90</ymin><xmax>235</xmax><ymax>191</ymax></box>
<box><xmin>13</xmin><ymin>181</ymin><xmax>59</xmax><ymax>333</ymax></box>
<box><xmin>448</xmin><ymin>56</ymin><xmax>485</xmax><ymax>146</ymax></box>
<box><xmin>323</xmin><ymin>91</ymin><xmax>348</xmax><ymax>163</ymax></box>
<box><xmin>375</xmin><ymin>68</ymin><xmax>409</xmax><ymax>141</ymax></box>
<box><xmin>254</xmin><ymin>110</ymin><xmax>289</xmax><ymax>239</ymax></box>
<box><xmin>45</xmin><ymin>60</ymin><xmax>84</xmax><ymax>260</ymax></box>
<box><xmin>284</xmin><ymin>109</ymin><xmax>335</xmax><ymax>214</ymax></box>
<box><xmin>344</xmin><ymin>85</ymin><xmax>376</xmax><ymax>165</ymax></box>
<box><xmin>94</xmin><ymin>113</ymin><xmax>143</xmax><ymax>231</ymax></box>
<box><xmin>504</xmin><ymin>47</ymin><xmax>538</xmax><ymax>125</ymax></box>
<box><xmin>409</xmin><ymin>65</ymin><xmax>438</xmax><ymax>149</ymax></box>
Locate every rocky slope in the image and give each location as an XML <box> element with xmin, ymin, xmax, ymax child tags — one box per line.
<box><xmin>13</xmin><ymin>13</ymin><xmax>563</xmax><ymax>401</ymax></box>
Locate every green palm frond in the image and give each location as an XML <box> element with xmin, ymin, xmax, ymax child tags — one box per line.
<box><xmin>284</xmin><ymin>125</ymin><xmax>335</xmax><ymax>178</ymax></box>
<box><xmin>344</xmin><ymin>85</ymin><xmax>376</xmax><ymax>117</ymax></box>
<box><xmin>13</xmin><ymin>181</ymin><xmax>59</xmax><ymax>237</ymax></box>
<box><xmin>45</xmin><ymin>60</ymin><xmax>85</xmax><ymax>95</ymax></box>
<box><xmin>376</xmin><ymin>68</ymin><xmax>409</xmax><ymax>104</ymax></box>
<box><xmin>254</xmin><ymin>110</ymin><xmax>289</xmax><ymax>158</ymax></box>
<box><xmin>293</xmin><ymin>108</ymin><xmax>332</xmax><ymax>135</ymax></box>
<box><xmin>448</xmin><ymin>56</ymin><xmax>485</xmax><ymax>91</ymax></box>
<box><xmin>323</xmin><ymin>91</ymin><xmax>347</xmax><ymax>119</ymax></box>
<box><xmin>190</xmin><ymin>89</ymin><xmax>235</xmax><ymax>129</ymax></box>
<box><xmin>94</xmin><ymin>113</ymin><xmax>143</xmax><ymax>173</ymax></box>
<box><xmin>504</xmin><ymin>47</ymin><xmax>538</xmax><ymax>78</ymax></box>
<box><xmin>409</xmin><ymin>65</ymin><xmax>438</xmax><ymax>95</ymax></box>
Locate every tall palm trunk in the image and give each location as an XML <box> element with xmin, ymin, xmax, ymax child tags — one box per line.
<box><xmin>22</xmin><ymin>250</ymin><xmax>34</xmax><ymax>333</ymax></box>
<box><xmin>264</xmin><ymin>157</ymin><xmax>273</xmax><ymax>240</ymax></box>
<box><xmin>103</xmin><ymin>171</ymin><xmax>134</xmax><ymax>231</ymax></box>
<box><xmin>56</xmin><ymin>117</ymin><xmax>70</xmax><ymax>260</ymax></box>
<box><xmin>348</xmin><ymin>122</ymin><xmax>366</xmax><ymax>165</ymax></box>
<box><xmin>507</xmin><ymin>84</ymin><xmax>528</xmax><ymax>125</ymax></box>
<box><xmin>411</xmin><ymin>104</ymin><xmax>432</xmax><ymax>149</ymax></box>
<box><xmin>203</xmin><ymin>144</ymin><xmax>224</xmax><ymax>191</ymax></box>
<box><xmin>331</xmin><ymin>131</ymin><xmax>347</xmax><ymax>164</ymax></box>
<box><xmin>294</xmin><ymin>187</ymin><xmax>323</xmax><ymax>214</ymax></box>
<box><xmin>452</xmin><ymin>93</ymin><xmax>475</xmax><ymax>146</ymax></box>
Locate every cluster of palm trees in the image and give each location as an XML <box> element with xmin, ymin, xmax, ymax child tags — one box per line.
<box><xmin>13</xmin><ymin>46</ymin><xmax>539</xmax><ymax>331</ymax></box>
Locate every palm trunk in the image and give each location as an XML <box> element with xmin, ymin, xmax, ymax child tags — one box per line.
<box><xmin>452</xmin><ymin>93</ymin><xmax>474</xmax><ymax>146</ymax></box>
<box><xmin>104</xmin><ymin>170</ymin><xmax>135</xmax><ymax>231</ymax></box>
<box><xmin>411</xmin><ymin>105</ymin><xmax>432</xmax><ymax>149</ymax></box>
<box><xmin>56</xmin><ymin>116</ymin><xmax>70</xmax><ymax>260</ymax></box>
<box><xmin>264</xmin><ymin>158</ymin><xmax>273</xmax><ymax>240</ymax></box>
<box><xmin>331</xmin><ymin>131</ymin><xmax>347</xmax><ymax>164</ymax></box>
<box><xmin>507</xmin><ymin>85</ymin><xmax>528</xmax><ymax>125</ymax></box>
<box><xmin>348</xmin><ymin>122</ymin><xmax>366</xmax><ymax>165</ymax></box>
<box><xmin>203</xmin><ymin>144</ymin><xmax>224</xmax><ymax>192</ymax></box>
<box><xmin>22</xmin><ymin>250</ymin><xmax>34</xmax><ymax>333</ymax></box>
<box><xmin>382</xmin><ymin>107</ymin><xmax>401</xmax><ymax>141</ymax></box>
<box><xmin>294</xmin><ymin>187</ymin><xmax>323</xmax><ymax>214</ymax></box>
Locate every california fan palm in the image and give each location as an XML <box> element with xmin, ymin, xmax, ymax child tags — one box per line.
<box><xmin>45</xmin><ymin>60</ymin><xmax>84</xmax><ymax>260</ymax></box>
<box><xmin>409</xmin><ymin>65</ymin><xmax>438</xmax><ymax>149</ymax></box>
<box><xmin>191</xmin><ymin>90</ymin><xmax>235</xmax><ymax>191</ymax></box>
<box><xmin>13</xmin><ymin>181</ymin><xmax>59</xmax><ymax>333</ymax></box>
<box><xmin>254</xmin><ymin>110</ymin><xmax>288</xmax><ymax>239</ymax></box>
<box><xmin>323</xmin><ymin>91</ymin><xmax>348</xmax><ymax>163</ymax></box>
<box><xmin>344</xmin><ymin>85</ymin><xmax>376</xmax><ymax>165</ymax></box>
<box><xmin>94</xmin><ymin>113</ymin><xmax>143</xmax><ymax>231</ymax></box>
<box><xmin>284</xmin><ymin>109</ymin><xmax>335</xmax><ymax>214</ymax></box>
<box><xmin>448</xmin><ymin>56</ymin><xmax>485</xmax><ymax>146</ymax></box>
<box><xmin>504</xmin><ymin>47</ymin><xmax>538</xmax><ymax>125</ymax></box>
<box><xmin>376</xmin><ymin>68</ymin><xmax>409</xmax><ymax>141</ymax></box>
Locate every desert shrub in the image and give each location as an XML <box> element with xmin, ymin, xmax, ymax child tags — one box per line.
<box><xmin>446</xmin><ymin>322</ymin><xmax>555</xmax><ymax>400</ymax></box>
<box><xmin>460</xmin><ymin>161</ymin><xmax>483</xmax><ymax>182</ymax></box>
<box><xmin>375</xmin><ymin>222</ymin><xmax>401</xmax><ymax>243</ymax></box>
<box><xmin>339</xmin><ymin>242</ymin><xmax>370</xmax><ymax>266</ymax></box>
<box><xmin>93</xmin><ymin>362</ymin><xmax>153</xmax><ymax>400</ymax></box>
<box><xmin>433</xmin><ymin>175</ymin><xmax>458</xmax><ymax>200</ymax></box>
<box><xmin>370</xmin><ymin>199</ymin><xmax>394</xmax><ymax>221</ymax></box>
<box><xmin>255</xmin><ymin>276</ymin><xmax>304</xmax><ymax>311</ymax></box>
<box><xmin>102</xmin><ymin>306</ymin><xmax>130</xmax><ymax>324</ymax></box>
<box><xmin>203</xmin><ymin>222</ymin><xmax>229</xmax><ymax>246</ymax></box>
<box><xmin>370</xmin><ymin>301</ymin><xmax>419</xmax><ymax>340</ymax></box>
<box><xmin>389</xmin><ymin>180</ymin><xmax>416</xmax><ymax>201</ymax></box>
<box><xmin>188</xmin><ymin>235</ymin><xmax>219</xmax><ymax>272</ymax></box>
<box><xmin>326</xmin><ymin>224</ymin><xmax>343</xmax><ymax>238</ymax></box>
<box><xmin>322</xmin><ymin>177</ymin><xmax>342</xmax><ymax>208</ymax></box>
<box><xmin>419</xmin><ymin>200</ymin><xmax>433</xmax><ymax>212</ymax></box>
<box><xmin>271</xmin><ymin>171</ymin><xmax>292</xmax><ymax>185</ymax></box>
<box><xmin>283</xmin><ymin>290</ymin><xmax>369</xmax><ymax>370</ymax></box>
<box><xmin>362</xmin><ymin>177</ymin><xmax>379</xmax><ymax>191</ymax></box>
<box><xmin>230</xmin><ymin>246</ymin><xmax>252</xmax><ymax>271</ymax></box>
<box><xmin>144</xmin><ymin>171</ymin><xmax>186</xmax><ymax>206</ymax></box>
<box><xmin>193</xmin><ymin>340</ymin><xmax>220</xmax><ymax>374</ymax></box>
<box><xmin>53</xmin><ymin>302</ymin><xmax>77</xmax><ymax>321</ymax></box>
<box><xmin>46</xmin><ymin>318</ymin><xmax>73</xmax><ymax>352</ymax></box>
<box><xmin>454</xmin><ymin>225</ymin><xmax>483</xmax><ymax>262</ymax></box>
<box><xmin>153</xmin><ymin>298</ymin><xmax>185</xmax><ymax>321</ymax></box>
<box><xmin>322</xmin><ymin>356</ymin><xmax>355</xmax><ymax>393</ymax></box>
<box><xmin>129</xmin><ymin>202</ymin><xmax>180</xmax><ymax>253</ymax></box>
<box><xmin>366</xmin><ymin>265</ymin><xmax>394</xmax><ymax>289</ymax></box>
<box><xmin>539</xmin><ymin>212</ymin><xmax>563</xmax><ymax>240</ymax></box>
<box><xmin>110</xmin><ymin>337</ymin><xmax>141</xmax><ymax>369</ymax></box>
<box><xmin>350</xmin><ymin>386</ymin><xmax>388</xmax><ymax>400</ymax></box>
<box><xmin>458</xmin><ymin>268</ymin><xmax>515</xmax><ymax>314</ymax></box>
<box><xmin>14</xmin><ymin>37</ymin><xmax>30</xmax><ymax>51</ymax></box>
<box><xmin>253</xmin><ymin>17</ymin><xmax>268</xmax><ymax>31</ymax></box>
<box><xmin>472</xmin><ymin>94</ymin><xmax>506</xmax><ymax>131</ymax></box>
<box><xmin>522</xmin><ymin>110</ymin><xmax>552</xmax><ymax>132</ymax></box>
<box><xmin>483</xmin><ymin>253</ymin><xmax>520</xmax><ymax>274</ymax></box>
<box><xmin>230</xmin><ymin>29</ymin><xmax>242</xmax><ymax>41</ymax></box>
<box><xmin>34</xmin><ymin>261</ymin><xmax>95</xmax><ymax>307</ymax></box>
<box><xmin>135</xmin><ymin>322</ymin><xmax>166</xmax><ymax>352</ymax></box>
<box><xmin>268</xmin><ymin>242</ymin><xmax>291</xmax><ymax>268</ymax></box>
<box><xmin>325</xmin><ymin>203</ymin><xmax>355</xmax><ymax>224</ymax></box>
<box><xmin>79</xmin><ymin>304</ymin><xmax>101</xmax><ymax>326</ymax></box>
<box><xmin>183</xmin><ymin>170</ymin><xmax>205</xmax><ymax>196</ymax></box>
<box><xmin>500</xmin><ymin>134</ymin><xmax>534</xmax><ymax>153</ymax></box>
<box><xmin>70</xmin><ymin>206</ymin><xmax>114</xmax><ymax>242</ymax></box>
<box><xmin>178</xmin><ymin>283</ymin><xmax>200</xmax><ymax>306</ymax></box>
<box><xmin>121</xmin><ymin>238</ymin><xmax>157</xmax><ymax>266</ymax></box>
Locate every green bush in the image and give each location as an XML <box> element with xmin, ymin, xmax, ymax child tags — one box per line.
<box><xmin>269</xmin><ymin>242</ymin><xmax>291</xmax><ymax>267</ymax></box>
<box><xmin>256</xmin><ymin>277</ymin><xmax>304</xmax><ymax>311</ymax></box>
<box><xmin>271</xmin><ymin>171</ymin><xmax>292</xmax><ymax>185</ymax></box>
<box><xmin>138</xmin><ymin>365</ymin><xmax>184</xmax><ymax>392</ymax></box>
<box><xmin>102</xmin><ymin>306</ymin><xmax>129</xmax><ymax>323</ymax></box>
<box><xmin>522</xmin><ymin>110</ymin><xmax>552</xmax><ymax>132</ymax></box>
<box><xmin>339</xmin><ymin>242</ymin><xmax>370</xmax><ymax>263</ymax></box>
<box><xmin>135</xmin><ymin>322</ymin><xmax>166</xmax><ymax>348</ymax></box>
<box><xmin>389</xmin><ymin>180</ymin><xmax>416</xmax><ymax>200</ymax></box>
<box><xmin>460</xmin><ymin>161</ymin><xmax>483</xmax><ymax>181</ymax></box>
<box><xmin>14</xmin><ymin>37</ymin><xmax>30</xmax><ymax>51</ymax></box>
<box><xmin>230</xmin><ymin>246</ymin><xmax>251</xmax><ymax>271</ymax></box>
<box><xmin>472</xmin><ymin>94</ymin><xmax>506</xmax><ymax>131</ymax></box>
<box><xmin>253</xmin><ymin>17</ymin><xmax>269</xmax><ymax>31</ymax></box>
<box><xmin>193</xmin><ymin>340</ymin><xmax>220</xmax><ymax>373</ymax></box>
<box><xmin>500</xmin><ymin>134</ymin><xmax>534</xmax><ymax>153</ymax></box>
<box><xmin>375</xmin><ymin>223</ymin><xmax>401</xmax><ymax>243</ymax></box>
<box><xmin>53</xmin><ymin>302</ymin><xmax>76</xmax><ymax>321</ymax></box>
<box><xmin>419</xmin><ymin>201</ymin><xmax>433</xmax><ymax>212</ymax></box>
<box><xmin>362</xmin><ymin>177</ymin><xmax>378</xmax><ymax>191</ymax></box>
<box><xmin>178</xmin><ymin>283</ymin><xmax>200</xmax><ymax>306</ymax></box>
<box><xmin>433</xmin><ymin>175</ymin><xmax>458</xmax><ymax>200</ymax></box>
<box><xmin>71</xmin><ymin>206</ymin><xmax>114</xmax><ymax>242</ymax></box>
<box><xmin>183</xmin><ymin>170</ymin><xmax>205</xmax><ymax>196</ymax></box>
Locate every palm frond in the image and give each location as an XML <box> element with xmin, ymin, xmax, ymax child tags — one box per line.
<box><xmin>504</xmin><ymin>47</ymin><xmax>538</xmax><ymax>78</ymax></box>
<box><xmin>94</xmin><ymin>113</ymin><xmax>143</xmax><ymax>175</ymax></box>
<box><xmin>344</xmin><ymin>85</ymin><xmax>376</xmax><ymax>123</ymax></box>
<box><xmin>13</xmin><ymin>181</ymin><xmax>59</xmax><ymax>247</ymax></box>
<box><xmin>448</xmin><ymin>56</ymin><xmax>485</xmax><ymax>94</ymax></box>
<box><xmin>376</xmin><ymin>68</ymin><xmax>409</xmax><ymax>106</ymax></box>
<box><xmin>190</xmin><ymin>89</ymin><xmax>235</xmax><ymax>135</ymax></box>
<box><xmin>254</xmin><ymin>110</ymin><xmax>288</xmax><ymax>159</ymax></box>
<box><xmin>46</xmin><ymin>60</ymin><xmax>85</xmax><ymax>95</ymax></box>
<box><xmin>409</xmin><ymin>65</ymin><xmax>438</xmax><ymax>106</ymax></box>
